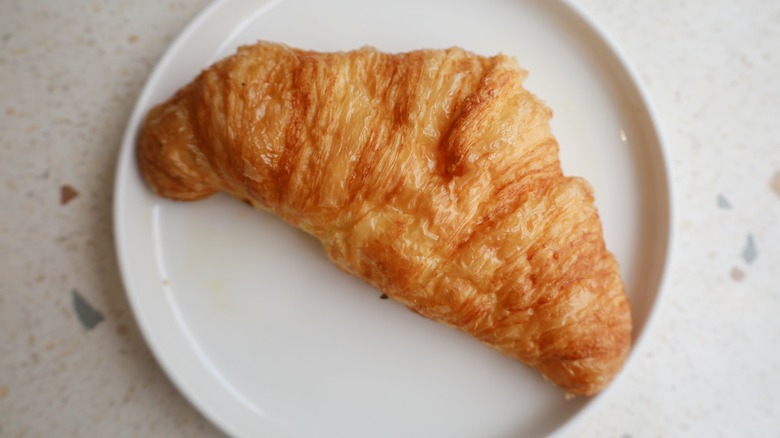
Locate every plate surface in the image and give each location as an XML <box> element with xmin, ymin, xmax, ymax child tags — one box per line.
<box><xmin>114</xmin><ymin>0</ymin><xmax>672</xmax><ymax>436</ymax></box>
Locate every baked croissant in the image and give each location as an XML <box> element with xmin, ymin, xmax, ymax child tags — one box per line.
<box><xmin>138</xmin><ymin>41</ymin><xmax>631</xmax><ymax>396</ymax></box>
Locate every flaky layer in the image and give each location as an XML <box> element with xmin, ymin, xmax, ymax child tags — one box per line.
<box><xmin>138</xmin><ymin>41</ymin><xmax>632</xmax><ymax>396</ymax></box>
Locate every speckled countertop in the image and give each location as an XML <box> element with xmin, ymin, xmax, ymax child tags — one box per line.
<box><xmin>1</xmin><ymin>1</ymin><xmax>778</xmax><ymax>436</ymax></box>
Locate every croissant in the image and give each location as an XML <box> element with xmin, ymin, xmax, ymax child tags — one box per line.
<box><xmin>138</xmin><ymin>41</ymin><xmax>631</xmax><ymax>396</ymax></box>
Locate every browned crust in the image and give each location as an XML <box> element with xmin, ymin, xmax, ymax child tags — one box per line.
<box><xmin>138</xmin><ymin>41</ymin><xmax>631</xmax><ymax>396</ymax></box>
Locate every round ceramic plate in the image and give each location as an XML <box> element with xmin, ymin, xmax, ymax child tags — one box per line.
<box><xmin>114</xmin><ymin>0</ymin><xmax>672</xmax><ymax>436</ymax></box>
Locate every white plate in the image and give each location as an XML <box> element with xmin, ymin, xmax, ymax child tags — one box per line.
<box><xmin>114</xmin><ymin>0</ymin><xmax>673</xmax><ymax>436</ymax></box>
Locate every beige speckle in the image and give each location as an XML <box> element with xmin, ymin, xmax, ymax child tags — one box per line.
<box><xmin>730</xmin><ymin>267</ymin><xmax>745</xmax><ymax>282</ymax></box>
<box><xmin>0</xmin><ymin>385</ymin><xmax>8</xmax><ymax>399</ymax></box>
<box><xmin>127</xmin><ymin>34</ymin><xmax>138</xmax><ymax>44</ymax></box>
<box><xmin>770</xmin><ymin>170</ymin><xmax>780</xmax><ymax>199</ymax></box>
<box><xmin>123</xmin><ymin>384</ymin><xmax>136</xmax><ymax>403</ymax></box>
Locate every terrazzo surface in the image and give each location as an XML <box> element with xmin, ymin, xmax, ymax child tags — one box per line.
<box><xmin>1</xmin><ymin>0</ymin><xmax>779</xmax><ymax>436</ymax></box>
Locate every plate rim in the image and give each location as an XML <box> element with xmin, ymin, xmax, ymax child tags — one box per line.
<box><xmin>547</xmin><ymin>1</ymin><xmax>675</xmax><ymax>436</ymax></box>
<box><xmin>113</xmin><ymin>0</ymin><xmax>676</xmax><ymax>436</ymax></box>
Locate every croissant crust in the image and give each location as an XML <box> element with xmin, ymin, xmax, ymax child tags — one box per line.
<box><xmin>138</xmin><ymin>41</ymin><xmax>632</xmax><ymax>396</ymax></box>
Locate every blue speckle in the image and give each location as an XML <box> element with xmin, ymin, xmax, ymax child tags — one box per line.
<box><xmin>717</xmin><ymin>194</ymin><xmax>732</xmax><ymax>209</ymax></box>
<box><xmin>72</xmin><ymin>289</ymin><xmax>104</xmax><ymax>330</ymax></box>
<box><xmin>742</xmin><ymin>234</ymin><xmax>758</xmax><ymax>264</ymax></box>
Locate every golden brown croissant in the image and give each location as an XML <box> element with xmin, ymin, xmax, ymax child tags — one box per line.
<box><xmin>138</xmin><ymin>41</ymin><xmax>631</xmax><ymax>396</ymax></box>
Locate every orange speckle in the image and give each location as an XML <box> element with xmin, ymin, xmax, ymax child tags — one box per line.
<box><xmin>128</xmin><ymin>34</ymin><xmax>138</xmax><ymax>43</ymax></box>
<box><xmin>0</xmin><ymin>385</ymin><xmax>8</xmax><ymax>399</ymax></box>
<box><xmin>60</xmin><ymin>185</ymin><xmax>79</xmax><ymax>204</ymax></box>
